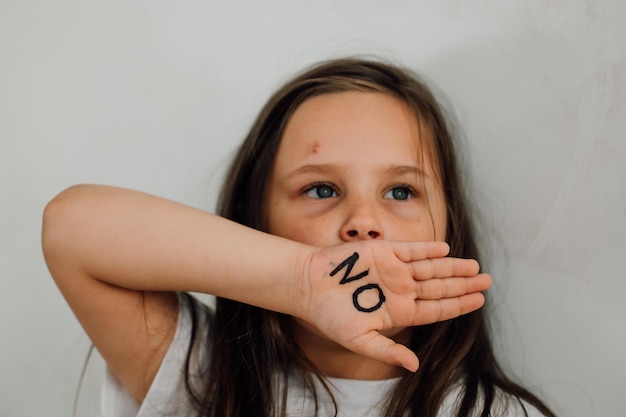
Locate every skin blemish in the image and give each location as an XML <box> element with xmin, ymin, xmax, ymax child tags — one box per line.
<box><xmin>309</xmin><ymin>140</ymin><xmax>321</xmax><ymax>155</ymax></box>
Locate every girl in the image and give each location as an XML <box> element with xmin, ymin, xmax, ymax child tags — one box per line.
<box><xmin>42</xmin><ymin>58</ymin><xmax>557</xmax><ymax>417</ymax></box>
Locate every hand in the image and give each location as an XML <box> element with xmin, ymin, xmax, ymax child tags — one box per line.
<box><xmin>296</xmin><ymin>240</ymin><xmax>491</xmax><ymax>372</ymax></box>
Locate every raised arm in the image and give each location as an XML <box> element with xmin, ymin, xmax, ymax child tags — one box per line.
<box><xmin>42</xmin><ymin>184</ymin><xmax>491</xmax><ymax>401</ymax></box>
<box><xmin>41</xmin><ymin>184</ymin><xmax>310</xmax><ymax>402</ymax></box>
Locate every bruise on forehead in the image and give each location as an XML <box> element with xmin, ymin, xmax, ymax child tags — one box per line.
<box><xmin>308</xmin><ymin>140</ymin><xmax>321</xmax><ymax>156</ymax></box>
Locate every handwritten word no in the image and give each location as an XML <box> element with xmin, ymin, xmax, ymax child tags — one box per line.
<box><xmin>330</xmin><ymin>252</ymin><xmax>385</xmax><ymax>313</ymax></box>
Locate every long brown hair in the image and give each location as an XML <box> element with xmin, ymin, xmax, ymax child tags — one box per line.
<box><xmin>184</xmin><ymin>58</ymin><xmax>557</xmax><ymax>417</ymax></box>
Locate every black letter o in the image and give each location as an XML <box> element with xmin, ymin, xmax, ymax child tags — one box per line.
<box><xmin>352</xmin><ymin>284</ymin><xmax>385</xmax><ymax>313</ymax></box>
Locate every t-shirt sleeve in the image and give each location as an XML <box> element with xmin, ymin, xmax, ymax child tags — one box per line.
<box><xmin>101</xmin><ymin>293</ymin><xmax>212</xmax><ymax>417</ymax></box>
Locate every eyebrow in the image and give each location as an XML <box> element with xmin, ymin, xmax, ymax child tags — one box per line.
<box><xmin>284</xmin><ymin>163</ymin><xmax>430</xmax><ymax>180</ymax></box>
<box><xmin>384</xmin><ymin>164</ymin><xmax>430</xmax><ymax>178</ymax></box>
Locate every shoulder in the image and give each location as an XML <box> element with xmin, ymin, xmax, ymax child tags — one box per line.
<box><xmin>163</xmin><ymin>292</ymin><xmax>213</xmax><ymax>376</ymax></box>
<box><xmin>439</xmin><ymin>384</ymin><xmax>550</xmax><ymax>417</ymax></box>
<box><xmin>492</xmin><ymin>393</ymin><xmax>550</xmax><ymax>417</ymax></box>
<box><xmin>102</xmin><ymin>293</ymin><xmax>213</xmax><ymax>417</ymax></box>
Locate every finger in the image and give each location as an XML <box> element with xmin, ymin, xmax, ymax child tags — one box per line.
<box><xmin>393</xmin><ymin>241</ymin><xmax>450</xmax><ymax>263</ymax></box>
<box><xmin>410</xmin><ymin>293</ymin><xmax>486</xmax><ymax>326</ymax></box>
<box><xmin>410</xmin><ymin>257</ymin><xmax>480</xmax><ymax>280</ymax></box>
<box><xmin>349</xmin><ymin>331</ymin><xmax>420</xmax><ymax>372</ymax></box>
<box><xmin>415</xmin><ymin>273</ymin><xmax>492</xmax><ymax>300</ymax></box>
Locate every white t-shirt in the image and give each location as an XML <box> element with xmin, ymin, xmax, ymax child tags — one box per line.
<box><xmin>101</xmin><ymin>294</ymin><xmax>546</xmax><ymax>417</ymax></box>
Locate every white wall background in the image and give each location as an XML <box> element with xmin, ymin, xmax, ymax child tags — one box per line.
<box><xmin>1</xmin><ymin>1</ymin><xmax>624</xmax><ymax>416</ymax></box>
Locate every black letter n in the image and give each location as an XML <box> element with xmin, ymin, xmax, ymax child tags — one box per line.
<box><xmin>329</xmin><ymin>252</ymin><xmax>370</xmax><ymax>285</ymax></box>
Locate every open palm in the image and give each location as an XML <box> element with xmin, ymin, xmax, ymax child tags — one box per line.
<box><xmin>298</xmin><ymin>240</ymin><xmax>492</xmax><ymax>372</ymax></box>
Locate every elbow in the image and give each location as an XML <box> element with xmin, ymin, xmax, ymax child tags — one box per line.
<box><xmin>41</xmin><ymin>184</ymin><xmax>90</xmax><ymax>268</ymax></box>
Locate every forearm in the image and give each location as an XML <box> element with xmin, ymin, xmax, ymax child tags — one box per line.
<box><xmin>42</xmin><ymin>184</ymin><xmax>311</xmax><ymax>315</ymax></box>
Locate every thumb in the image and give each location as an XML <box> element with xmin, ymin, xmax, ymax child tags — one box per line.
<box><xmin>351</xmin><ymin>331</ymin><xmax>420</xmax><ymax>373</ymax></box>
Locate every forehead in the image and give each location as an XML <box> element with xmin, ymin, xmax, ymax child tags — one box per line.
<box><xmin>274</xmin><ymin>91</ymin><xmax>436</xmax><ymax>174</ymax></box>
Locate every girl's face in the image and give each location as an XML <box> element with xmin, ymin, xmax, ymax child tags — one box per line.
<box><xmin>266</xmin><ymin>91</ymin><xmax>447</xmax><ymax>247</ymax></box>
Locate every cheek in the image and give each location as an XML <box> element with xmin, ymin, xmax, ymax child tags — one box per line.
<box><xmin>419</xmin><ymin>181</ymin><xmax>447</xmax><ymax>242</ymax></box>
<box><xmin>390</xmin><ymin>220</ymin><xmax>436</xmax><ymax>242</ymax></box>
<box><xmin>285</xmin><ymin>221</ymin><xmax>329</xmax><ymax>246</ymax></box>
<box><xmin>272</xmin><ymin>212</ymin><xmax>335</xmax><ymax>246</ymax></box>
<box><xmin>282</xmin><ymin>224</ymin><xmax>310</xmax><ymax>242</ymax></box>
<box><xmin>431</xmin><ymin>196</ymin><xmax>448</xmax><ymax>241</ymax></box>
<box><xmin>386</xmin><ymin>203</ymin><xmax>440</xmax><ymax>242</ymax></box>
<box><xmin>268</xmin><ymin>207</ymin><xmax>312</xmax><ymax>241</ymax></box>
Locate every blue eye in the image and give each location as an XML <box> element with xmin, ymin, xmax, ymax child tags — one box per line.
<box><xmin>384</xmin><ymin>186</ymin><xmax>413</xmax><ymax>201</ymax></box>
<box><xmin>304</xmin><ymin>184</ymin><xmax>337</xmax><ymax>199</ymax></box>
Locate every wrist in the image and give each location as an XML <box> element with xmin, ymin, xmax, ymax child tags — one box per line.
<box><xmin>285</xmin><ymin>243</ymin><xmax>318</xmax><ymax>320</ymax></box>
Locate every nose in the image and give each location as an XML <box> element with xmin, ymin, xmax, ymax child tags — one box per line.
<box><xmin>339</xmin><ymin>199</ymin><xmax>384</xmax><ymax>241</ymax></box>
